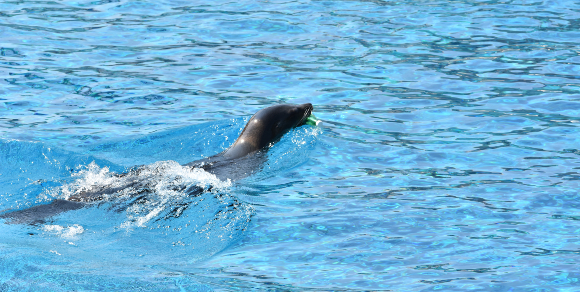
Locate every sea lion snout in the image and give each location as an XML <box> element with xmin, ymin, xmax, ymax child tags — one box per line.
<box><xmin>296</xmin><ymin>103</ymin><xmax>313</xmax><ymax>125</ymax></box>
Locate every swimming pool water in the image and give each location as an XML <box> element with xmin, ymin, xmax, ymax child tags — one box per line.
<box><xmin>1</xmin><ymin>0</ymin><xmax>580</xmax><ymax>290</ymax></box>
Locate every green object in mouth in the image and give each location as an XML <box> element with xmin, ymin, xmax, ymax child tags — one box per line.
<box><xmin>305</xmin><ymin>114</ymin><xmax>320</xmax><ymax>126</ymax></box>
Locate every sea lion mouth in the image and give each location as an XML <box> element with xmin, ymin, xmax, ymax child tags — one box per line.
<box><xmin>297</xmin><ymin>103</ymin><xmax>313</xmax><ymax>126</ymax></box>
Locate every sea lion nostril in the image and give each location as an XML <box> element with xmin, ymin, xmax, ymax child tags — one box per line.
<box><xmin>299</xmin><ymin>103</ymin><xmax>313</xmax><ymax>111</ymax></box>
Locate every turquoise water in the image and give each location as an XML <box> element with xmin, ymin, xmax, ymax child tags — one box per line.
<box><xmin>1</xmin><ymin>0</ymin><xmax>580</xmax><ymax>290</ymax></box>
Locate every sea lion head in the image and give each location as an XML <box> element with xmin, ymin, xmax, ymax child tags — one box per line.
<box><xmin>223</xmin><ymin>103</ymin><xmax>313</xmax><ymax>159</ymax></box>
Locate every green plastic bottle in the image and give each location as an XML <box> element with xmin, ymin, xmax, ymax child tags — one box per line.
<box><xmin>305</xmin><ymin>114</ymin><xmax>320</xmax><ymax>126</ymax></box>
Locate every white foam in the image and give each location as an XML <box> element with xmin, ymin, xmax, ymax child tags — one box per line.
<box><xmin>43</xmin><ymin>224</ymin><xmax>85</xmax><ymax>238</ymax></box>
<box><xmin>48</xmin><ymin>160</ymin><xmax>232</xmax><ymax>228</ymax></box>
<box><xmin>45</xmin><ymin>161</ymin><xmax>117</xmax><ymax>200</ymax></box>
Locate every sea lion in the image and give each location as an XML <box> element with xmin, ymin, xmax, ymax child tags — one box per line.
<box><xmin>185</xmin><ymin>103</ymin><xmax>313</xmax><ymax>180</ymax></box>
<box><xmin>0</xmin><ymin>103</ymin><xmax>314</xmax><ymax>224</ymax></box>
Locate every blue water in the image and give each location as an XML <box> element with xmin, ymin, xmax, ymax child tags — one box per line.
<box><xmin>1</xmin><ymin>0</ymin><xmax>580</xmax><ymax>290</ymax></box>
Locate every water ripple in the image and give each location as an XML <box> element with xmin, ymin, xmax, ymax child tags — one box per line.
<box><xmin>1</xmin><ymin>0</ymin><xmax>580</xmax><ymax>290</ymax></box>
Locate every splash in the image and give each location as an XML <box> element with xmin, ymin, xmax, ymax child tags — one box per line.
<box><xmin>45</xmin><ymin>160</ymin><xmax>233</xmax><ymax>228</ymax></box>
<box><xmin>43</xmin><ymin>224</ymin><xmax>85</xmax><ymax>238</ymax></box>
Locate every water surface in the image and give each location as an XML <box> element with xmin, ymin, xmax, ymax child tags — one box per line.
<box><xmin>1</xmin><ymin>0</ymin><xmax>580</xmax><ymax>291</ymax></box>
